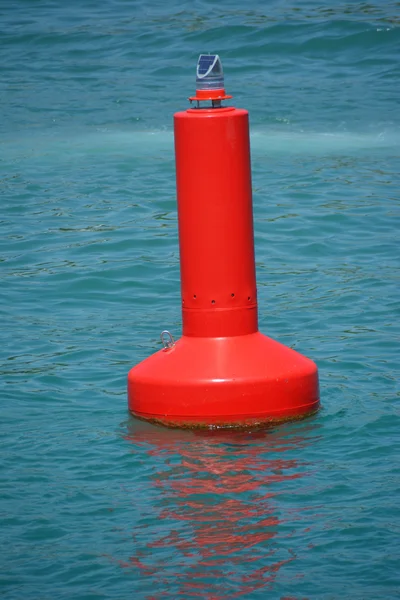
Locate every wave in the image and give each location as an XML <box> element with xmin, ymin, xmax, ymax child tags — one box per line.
<box><xmin>1</xmin><ymin>124</ymin><xmax>398</xmax><ymax>167</ymax></box>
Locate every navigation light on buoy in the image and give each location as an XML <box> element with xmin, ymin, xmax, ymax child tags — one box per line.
<box><xmin>189</xmin><ymin>54</ymin><xmax>232</xmax><ymax>105</ymax></box>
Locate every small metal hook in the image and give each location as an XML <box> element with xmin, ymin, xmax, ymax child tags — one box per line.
<box><xmin>160</xmin><ymin>330</ymin><xmax>175</xmax><ymax>350</ymax></box>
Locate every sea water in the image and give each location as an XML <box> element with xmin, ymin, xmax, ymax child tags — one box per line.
<box><xmin>1</xmin><ymin>1</ymin><xmax>399</xmax><ymax>598</ymax></box>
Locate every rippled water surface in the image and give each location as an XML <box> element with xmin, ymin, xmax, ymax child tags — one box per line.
<box><xmin>1</xmin><ymin>1</ymin><xmax>399</xmax><ymax>598</ymax></box>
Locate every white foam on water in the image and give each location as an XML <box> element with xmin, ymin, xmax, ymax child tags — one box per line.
<box><xmin>250</xmin><ymin>128</ymin><xmax>399</xmax><ymax>154</ymax></box>
<box><xmin>1</xmin><ymin>124</ymin><xmax>398</xmax><ymax>166</ymax></box>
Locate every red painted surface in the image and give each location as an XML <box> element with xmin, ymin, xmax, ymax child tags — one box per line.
<box><xmin>189</xmin><ymin>87</ymin><xmax>232</xmax><ymax>102</ymax></box>
<box><xmin>176</xmin><ymin>107</ymin><xmax>257</xmax><ymax>338</ymax></box>
<box><xmin>127</xmin><ymin>100</ymin><xmax>320</xmax><ymax>427</ymax></box>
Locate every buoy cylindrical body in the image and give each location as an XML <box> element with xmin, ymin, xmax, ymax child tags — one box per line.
<box><xmin>175</xmin><ymin>108</ymin><xmax>257</xmax><ymax>338</ymax></box>
<box><xmin>128</xmin><ymin>96</ymin><xmax>320</xmax><ymax>428</ymax></box>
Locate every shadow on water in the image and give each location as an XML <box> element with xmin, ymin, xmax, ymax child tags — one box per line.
<box><xmin>118</xmin><ymin>417</ymin><xmax>322</xmax><ymax>599</ymax></box>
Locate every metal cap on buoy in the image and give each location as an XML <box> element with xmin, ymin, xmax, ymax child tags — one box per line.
<box><xmin>127</xmin><ymin>55</ymin><xmax>320</xmax><ymax>428</ymax></box>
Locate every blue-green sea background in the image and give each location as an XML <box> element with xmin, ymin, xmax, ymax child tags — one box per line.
<box><xmin>1</xmin><ymin>1</ymin><xmax>399</xmax><ymax>598</ymax></box>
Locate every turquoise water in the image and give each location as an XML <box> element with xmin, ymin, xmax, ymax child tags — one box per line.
<box><xmin>1</xmin><ymin>1</ymin><xmax>399</xmax><ymax>598</ymax></box>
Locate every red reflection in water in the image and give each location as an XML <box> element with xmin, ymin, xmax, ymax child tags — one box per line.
<box><xmin>120</xmin><ymin>422</ymin><xmax>317</xmax><ymax>599</ymax></box>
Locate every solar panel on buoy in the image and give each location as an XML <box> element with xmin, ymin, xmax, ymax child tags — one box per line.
<box><xmin>197</xmin><ymin>55</ymin><xmax>219</xmax><ymax>77</ymax></box>
<box><xmin>196</xmin><ymin>55</ymin><xmax>224</xmax><ymax>90</ymax></box>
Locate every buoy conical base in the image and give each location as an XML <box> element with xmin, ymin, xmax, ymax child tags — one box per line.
<box><xmin>128</xmin><ymin>332</ymin><xmax>319</xmax><ymax>429</ymax></box>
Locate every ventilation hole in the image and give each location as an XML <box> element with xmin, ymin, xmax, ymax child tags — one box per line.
<box><xmin>211</xmin><ymin>300</ymin><xmax>215</xmax><ymax>304</ymax></box>
<box><xmin>193</xmin><ymin>294</ymin><xmax>197</xmax><ymax>299</ymax></box>
<box><xmin>248</xmin><ymin>296</ymin><xmax>251</xmax><ymax>301</ymax></box>
<box><xmin>231</xmin><ymin>293</ymin><xmax>235</xmax><ymax>297</ymax></box>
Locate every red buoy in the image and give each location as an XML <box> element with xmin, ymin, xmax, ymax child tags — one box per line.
<box><xmin>128</xmin><ymin>55</ymin><xmax>319</xmax><ymax>428</ymax></box>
